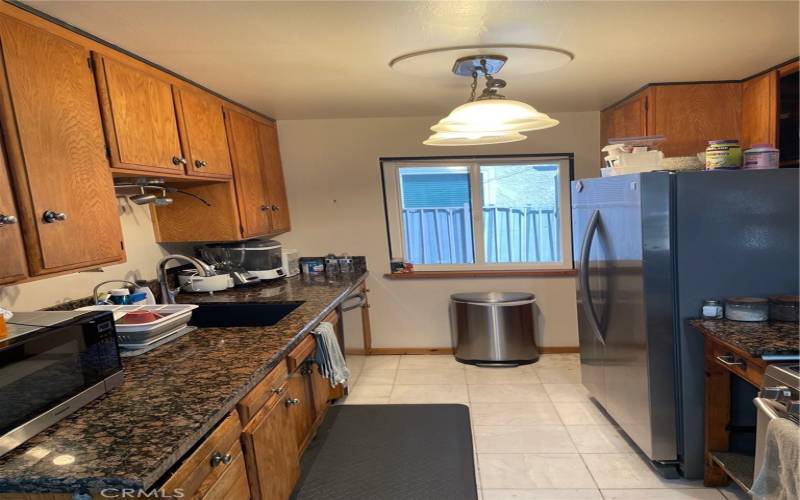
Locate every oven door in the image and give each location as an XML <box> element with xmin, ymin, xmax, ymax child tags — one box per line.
<box><xmin>0</xmin><ymin>318</ymin><xmax>121</xmax><ymax>455</ymax></box>
<box><xmin>753</xmin><ymin>397</ymin><xmax>797</xmax><ymax>478</ymax></box>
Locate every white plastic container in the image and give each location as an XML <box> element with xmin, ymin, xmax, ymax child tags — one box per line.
<box><xmin>743</xmin><ymin>144</ymin><xmax>780</xmax><ymax>169</ymax></box>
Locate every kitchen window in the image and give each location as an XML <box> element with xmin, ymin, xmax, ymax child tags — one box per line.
<box><xmin>381</xmin><ymin>155</ymin><xmax>574</xmax><ymax>271</ymax></box>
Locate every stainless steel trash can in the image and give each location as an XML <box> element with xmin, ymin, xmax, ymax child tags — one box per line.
<box><xmin>450</xmin><ymin>292</ymin><xmax>538</xmax><ymax>366</ymax></box>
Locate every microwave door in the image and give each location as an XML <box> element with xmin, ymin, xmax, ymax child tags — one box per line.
<box><xmin>0</xmin><ymin>320</ymin><xmax>119</xmax><ymax>456</ymax></box>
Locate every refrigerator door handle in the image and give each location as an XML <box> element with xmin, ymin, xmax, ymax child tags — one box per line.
<box><xmin>579</xmin><ymin>209</ymin><xmax>605</xmax><ymax>345</ymax></box>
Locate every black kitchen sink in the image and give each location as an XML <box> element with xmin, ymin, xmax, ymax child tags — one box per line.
<box><xmin>188</xmin><ymin>301</ymin><xmax>304</xmax><ymax>328</ymax></box>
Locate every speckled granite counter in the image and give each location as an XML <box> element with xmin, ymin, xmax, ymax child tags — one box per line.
<box><xmin>689</xmin><ymin>319</ymin><xmax>799</xmax><ymax>356</ymax></box>
<box><xmin>0</xmin><ymin>272</ymin><xmax>367</xmax><ymax>494</ymax></box>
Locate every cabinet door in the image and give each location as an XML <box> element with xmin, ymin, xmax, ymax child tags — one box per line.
<box><xmin>95</xmin><ymin>55</ymin><xmax>185</xmax><ymax>174</ymax></box>
<box><xmin>0</xmin><ymin>141</ymin><xmax>26</xmax><ymax>284</ymax></box>
<box><xmin>241</xmin><ymin>394</ymin><xmax>299</xmax><ymax>500</ymax></box>
<box><xmin>650</xmin><ymin>83</ymin><xmax>742</xmax><ymax>157</ymax></box>
<box><xmin>226</xmin><ymin>110</ymin><xmax>270</xmax><ymax>238</ymax></box>
<box><xmin>601</xmin><ymin>91</ymin><xmax>648</xmax><ymax>146</ymax></box>
<box><xmin>0</xmin><ymin>16</ymin><xmax>124</xmax><ymax>274</ymax></box>
<box><xmin>176</xmin><ymin>87</ymin><xmax>233</xmax><ymax>179</ymax></box>
<box><xmin>310</xmin><ymin>363</ymin><xmax>332</xmax><ymax>418</ymax></box>
<box><xmin>741</xmin><ymin>71</ymin><xmax>777</xmax><ymax>149</ymax></box>
<box><xmin>256</xmin><ymin>122</ymin><xmax>290</xmax><ymax>233</ymax></box>
<box><xmin>287</xmin><ymin>371</ymin><xmax>315</xmax><ymax>453</ymax></box>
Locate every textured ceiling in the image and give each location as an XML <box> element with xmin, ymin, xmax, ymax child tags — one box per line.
<box><xmin>25</xmin><ymin>1</ymin><xmax>800</xmax><ymax>120</ymax></box>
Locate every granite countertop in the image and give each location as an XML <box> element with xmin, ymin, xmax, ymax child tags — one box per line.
<box><xmin>0</xmin><ymin>272</ymin><xmax>367</xmax><ymax>494</ymax></box>
<box><xmin>690</xmin><ymin>318</ymin><xmax>800</xmax><ymax>357</ymax></box>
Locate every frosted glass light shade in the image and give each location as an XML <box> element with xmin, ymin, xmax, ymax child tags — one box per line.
<box><xmin>431</xmin><ymin>99</ymin><xmax>559</xmax><ymax>134</ymax></box>
<box><xmin>423</xmin><ymin>130</ymin><xmax>527</xmax><ymax>146</ymax></box>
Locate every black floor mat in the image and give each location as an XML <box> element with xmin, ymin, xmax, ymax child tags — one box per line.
<box><xmin>291</xmin><ymin>404</ymin><xmax>478</xmax><ymax>500</ymax></box>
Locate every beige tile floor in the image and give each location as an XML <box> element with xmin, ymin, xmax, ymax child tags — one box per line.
<box><xmin>340</xmin><ymin>353</ymin><xmax>750</xmax><ymax>500</ymax></box>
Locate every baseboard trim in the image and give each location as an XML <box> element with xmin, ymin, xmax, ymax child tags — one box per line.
<box><xmin>538</xmin><ymin>346</ymin><xmax>579</xmax><ymax>354</ymax></box>
<box><xmin>345</xmin><ymin>346</ymin><xmax>579</xmax><ymax>355</ymax></box>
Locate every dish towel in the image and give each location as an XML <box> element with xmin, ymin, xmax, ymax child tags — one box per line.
<box><xmin>752</xmin><ymin>418</ymin><xmax>800</xmax><ymax>500</ymax></box>
<box><xmin>312</xmin><ymin>321</ymin><xmax>349</xmax><ymax>387</ymax></box>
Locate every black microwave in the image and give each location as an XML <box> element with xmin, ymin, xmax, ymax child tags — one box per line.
<box><xmin>0</xmin><ymin>310</ymin><xmax>122</xmax><ymax>457</ymax></box>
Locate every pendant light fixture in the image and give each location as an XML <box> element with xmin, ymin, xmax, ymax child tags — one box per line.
<box><xmin>424</xmin><ymin>55</ymin><xmax>558</xmax><ymax>146</ymax></box>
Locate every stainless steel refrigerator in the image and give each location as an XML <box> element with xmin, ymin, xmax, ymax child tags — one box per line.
<box><xmin>571</xmin><ymin>169</ymin><xmax>799</xmax><ymax>479</ymax></box>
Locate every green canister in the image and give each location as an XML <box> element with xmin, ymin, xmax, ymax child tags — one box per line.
<box><xmin>705</xmin><ymin>140</ymin><xmax>742</xmax><ymax>170</ymax></box>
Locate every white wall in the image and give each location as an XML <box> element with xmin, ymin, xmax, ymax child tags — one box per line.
<box><xmin>0</xmin><ymin>202</ymin><xmax>171</xmax><ymax>311</ymax></box>
<box><xmin>275</xmin><ymin>113</ymin><xmax>601</xmax><ymax>349</ymax></box>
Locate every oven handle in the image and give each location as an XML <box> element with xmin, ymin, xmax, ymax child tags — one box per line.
<box><xmin>753</xmin><ymin>397</ymin><xmax>783</xmax><ymax>421</ymax></box>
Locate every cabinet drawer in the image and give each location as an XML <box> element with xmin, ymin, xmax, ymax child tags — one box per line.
<box><xmin>237</xmin><ymin>361</ymin><xmax>288</xmax><ymax>424</ymax></box>
<box><xmin>162</xmin><ymin>411</ymin><xmax>242</xmax><ymax>498</ymax></box>
<box><xmin>707</xmin><ymin>342</ymin><xmax>764</xmax><ymax>387</ymax></box>
<box><xmin>287</xmin><ymin>335</ymin><xmax>316</xmax><ymax>373</ymax></box>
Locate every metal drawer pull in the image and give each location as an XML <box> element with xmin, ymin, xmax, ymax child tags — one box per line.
<box><xmin>715</xmin><ymin>355</ymin><xmax>745</xmax><ymax>367</ymax></box>
<box><xmin>285</xmin><ymin>398</ymin><xmax>300</xmax><ymax>407</ymax></box>
<box><xmin>172</xmin><ymin>156</ymin><xmax>187</xmax><ymax>166</ymax></box>
<box><xmin>195</xmin><ymin>159</ymin><xmax>207</xmax><ymax>168</ymax></box>
<box><xmin>271</xmin><ymin>387</ymin><xmax>285</xmax><ymax>394</ymax></box>
<box><xmin>210</xmin><ymin>451</ymin><xmax>232</xmax><ymax>467</ymax></box>
<box><xmin>0</xmin><ymin>214</ymin><xmax>17</xmax><ymax>226</ymax></box>
<box><xmin>42</xmin><ymin>210</ymin><xmax>67</xmax><ymax>223</ymax></box>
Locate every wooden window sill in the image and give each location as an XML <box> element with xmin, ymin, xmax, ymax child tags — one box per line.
<box><xmin>383</xmin><ymin>269</ymin><xmax>577</xmax><ymax>279</ymax></box>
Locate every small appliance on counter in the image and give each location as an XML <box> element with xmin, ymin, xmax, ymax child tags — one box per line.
<box><xmin>238</xmin><ymin>239</ymin><xmax>285</xmax><ymax>280</ymax></box>
<box><xmin>0</xmin><ymin>310</ymin><xmax>122</xmax><ymax>457</ymax></box>
<box><xmin>199</xmin><ymin>243</ymin><xmax>262</xmax><ymax>287</ymax></box>
<box><xmin>282</xmin><ymin>249</ymin><xmax>300</xmax><ymax>277</ymax></box>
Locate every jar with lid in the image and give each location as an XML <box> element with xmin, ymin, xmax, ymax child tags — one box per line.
<box><xmin>701</xmin><ymin>300</ymin><xmax>723</xmax><ymax>319</ymax></box>
<box><xmin>705</xmin><ymin>140</ymin><xmax>742</xmax><ymax>170</ymax></box>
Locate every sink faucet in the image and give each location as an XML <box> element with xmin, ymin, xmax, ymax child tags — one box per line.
<box><xmin>157</xmin><ymin>254</ymin><xmax>215</xmax><ymax>304</ymax></box>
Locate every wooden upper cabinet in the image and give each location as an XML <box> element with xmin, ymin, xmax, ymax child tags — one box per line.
<box><xmin>226</xmin><ymin>109</ymin><xmax>271</xmax><ymax>238</ymax></box>
<box><xmin>600</xmin><ymin>91</ymin><xmax>649</xmax><ymax>146</ymax></box>
<box><xmin>0</xmin><ymin>16</ymin><xmax>124</xmax><ymax>274</ymax></box>
<box><xmin>175</xmin><ymin>87</ymin><xmax>233</xmax><ymax>179</ymax></box>
<box><xmin>649</xmin><ymin>83</ymin><xmax>742</xmax><ymax>157</ymax></box>
<box><xmin>94</xmin><ymin>54</ymin><xmax>185</xmax><ymax>175</ymax></box>
<box><xmin>0</xmin><ymin>141</ymin><xmax>27</xmax><ymax>284</ymax></box>
<box><xmin>256</xmin><ymin>122</ymin><xmax>291</xmax><ymax>234</ymax></box>
<box><xmin>741</xmin><ymin>71</ymin><xmax>778</xmax><ymax>149</ymax></box>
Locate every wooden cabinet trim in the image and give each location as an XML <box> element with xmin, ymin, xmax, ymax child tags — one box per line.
<box><xmin>0</xmin><ymin>3</ymin><xmax>274</xmax><ymax>126</ymax></box>
<box><xmin>237</xmin><ymin>360</ymin><xmax>289</xmax><ymax>425</ymax></box>
<box><xmin>162</xmin><ymin>412</ymin><xmax>242</xmax><ymax>498</ymax></box>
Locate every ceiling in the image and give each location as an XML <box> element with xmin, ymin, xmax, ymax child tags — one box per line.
<box><xmin>25</xmin><ymin>1</ymin><xmax>799</xmax><ymax>120</ymax></box>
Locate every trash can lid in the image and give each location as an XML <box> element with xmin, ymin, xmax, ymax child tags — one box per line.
<box><xmin>450</xmin><ymin>292</ymin><xmax>535</xmax><ymax>304</ymax></box>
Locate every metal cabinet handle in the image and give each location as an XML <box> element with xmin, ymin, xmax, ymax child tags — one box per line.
<box><xmin>210</xmin><ymin>451</ymin><xmax>232</xmax><ymax>467</ymax></box>
<box><xmin>260</xmin><ymin>205</ymin><xmax>269</xmax><ymax>212</ymax></box>
<box><xmin>715</xmin><ymin>355</ymin><xmax>745</xmax><ymax>367</ymax></box>
<box><xmin>0</xmin><ymin>213</ymin><xmax>17</xmax><ymax>226</ymax></box>
<box><xmin>271</xmin><ymin>205</ymin><xmax>279</xmax><ymax>212</ymax></box>
<box><xmin>172</xmin><ymin>156</ymin><xmax>187</xmax><ymax>166</ymax></box>
<box><xmin>285</xmin><ymin>398</ymin><xmax>300</xmax><ymax>407</ymax></box>
<box><xmin>271</xmin><ymin>387</ymin><xmax>285</xmax><ymax>394</ymax></box>
<box><xmin>42</xmin><ymin>210</ymin><xmax>67</xmax><ymax>223</ymax></box>
<box><xmin>194</xmin><ymin>159</ymin><xmax>207</xmax><ymax>168</ymax></box>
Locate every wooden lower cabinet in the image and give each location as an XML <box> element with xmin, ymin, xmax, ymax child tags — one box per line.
<box><xmin>287</xmin><ymin>370</ymin><xmax>316</xmax><ymax>453</ymax></box>
<box><xmin>241</xmin><ymin>389</ymin><xmax>299</xmax><ymax>500</ymax></box>
<box><xmin>162</xmin><ymin>412</ymin><xmax>247</xmax><ymax>499</ymax></box>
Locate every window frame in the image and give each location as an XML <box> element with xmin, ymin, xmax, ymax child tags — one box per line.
<box><xmin>380</xmin><ymin>154</ymin><xmax>575</xmax><ymax>271</ymax></box>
